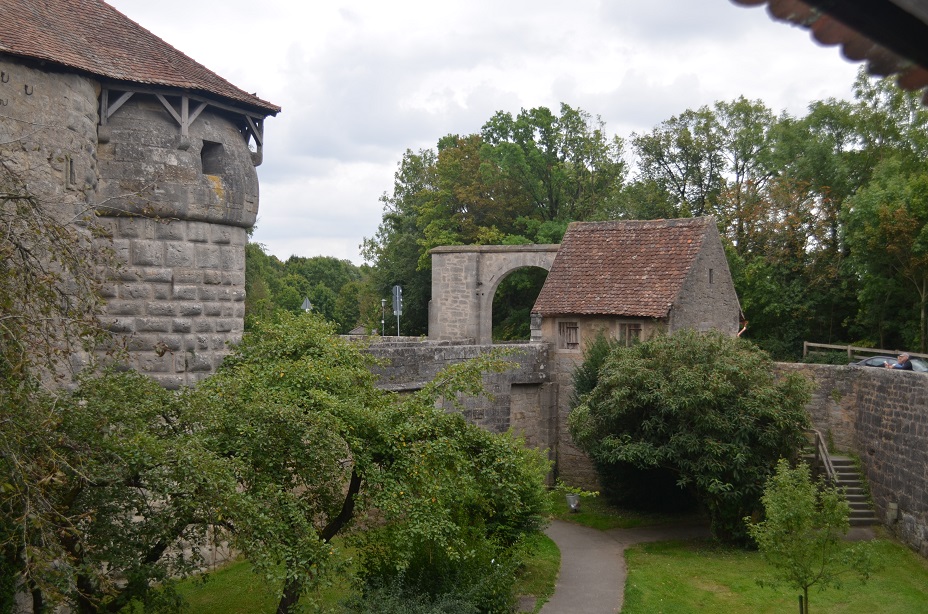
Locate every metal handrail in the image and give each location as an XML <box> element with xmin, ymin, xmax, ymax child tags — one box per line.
<box><xmin>807</xmin><ymin>428</ymin><xmax>836</xmax><ymax>484</ymax></box>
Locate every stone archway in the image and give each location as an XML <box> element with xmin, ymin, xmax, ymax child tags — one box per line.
<box><xmin>428</xmin><ymin>244</ymin><xmax>559</xmax><ymax>344</ymax></box>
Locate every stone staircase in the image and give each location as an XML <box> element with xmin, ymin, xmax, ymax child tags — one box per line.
<box><xmin>802</xmin><ymin>430</ymin><xmax>877</xmax><ymax>527</ymax></box>
<box><xmin>830</xmin><ymin>455</ymin><xmax>878</xmax><ymax>527</ymax></box>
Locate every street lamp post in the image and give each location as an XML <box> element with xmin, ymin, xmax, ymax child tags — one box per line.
<box><xmin>381</xmin><ymin>298</ymin><xmax>386</xmax><ymax>337</ymax></box>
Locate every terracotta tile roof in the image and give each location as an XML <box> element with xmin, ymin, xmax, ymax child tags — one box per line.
<box><xmin>0</xmin><ymin>0</ymin><xmax>279</xmax><ymax>115</ymax></box>
<box><xmin>532</xmin><ymin>217</ymin><xmax>712</xmax><ymax>318</ymax></box>
<box><xmin>733</xmin><ymin>0</ymin><xmax>928</xmax><ymax>101</ymax></box>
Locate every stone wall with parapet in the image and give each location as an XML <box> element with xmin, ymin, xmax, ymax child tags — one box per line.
<box><xmin>779</xmin><ymin>363</ymin><xmax>928</xmax><ymax>557</ymax></box>
<box><xmin>366</xmin><ymin>339</ymin><xmax>558</xmax><ymax>465</ymax></box>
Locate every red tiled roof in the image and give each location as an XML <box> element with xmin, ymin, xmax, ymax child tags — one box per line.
<box><xmin>0</xmin><ymin>0</ymin><xmax>279</xmax><ymax>115</ymax></box>
<box><xmin>532</xmin><ymin>217</ymin><xmax>712</xmax><ymax>318</ymax></box>
<box><xmin>733</xmin><ymin>0</ymin><xmax>928</xmax><ymax>101</ymax></box>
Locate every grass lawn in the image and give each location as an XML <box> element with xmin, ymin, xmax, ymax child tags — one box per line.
<box><xmin>513</xmin><ymin>532</ymin><xmax>560</xmax><ymax>612</ymax></box>
<box><xmin>176</xmin><ymin>560</ymin><xmax>278</xmax><ymax>613</ymax></box>
<box><xmin>174</xmin><ymin>531</ymin><xmax>561</xmax><ymax>613</ymax></box>
<box><xmin>548</xmin><ymin>489</ymin><xmax>704</xmax><ymax>531</ymax></box>
<box><xmin>623</xmin><ymin>537</ymin><xmax>928</xmax><ymax>614</ymax></box>
<box><xmin>176</xmin><ymin>558</ymin><xmax>350</xmax><ymax>613</ymax></box>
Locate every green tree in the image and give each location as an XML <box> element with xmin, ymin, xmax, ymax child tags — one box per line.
<box><xmin>362</xmin><ymin>148</ymin><xmax>437</xmax><ymax>335</ymax></box>
<box><xmin>747</xmin><ymin>459</ymin><xmax>874</xmax><ymax>613</ymax></box>
<box><xmin>632</xmin><ymin>106</ymin><xmax>725</xmax><ymax>218</ymax></box>
<box><xmin>244</xmin><ymin>244</ymin><xmax>365</xmax><ymax>333</ymax></box>
<box><xmin>844</xmin><ymin>158</ymin><xmax>928</xmax><ymax>352</ymax></box>
<box><xmin>480</xmin><ymin>104</ymin><xmax>625</xmax><ymax>222</ymax></box>
<box><xmin>192</xmin><ymin>313</ymin><xmax>549</xmax><ymax>612</ymax></box>
<box><xmin>568</xmin><ymin>329</ymin><xmax>811</xmax><ymax>544</ymax></box>
<box><xmin>0</xmin><ymin>160</ymin><xmax>227</xmax><ymax>612</ymax></box>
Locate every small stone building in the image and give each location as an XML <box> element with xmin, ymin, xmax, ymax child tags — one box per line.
<box><xmin>531</xmin><ymin>217</ymin><xmax>742</xmax><ymax>352</ymax></box>
<box><xmin>1</xmin><ymin>0</ymin><xmax>279</xmax><ymax>387</ymax></box>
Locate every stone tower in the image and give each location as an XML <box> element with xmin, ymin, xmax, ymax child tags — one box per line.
<box><xmin>0</xmin><ymin>0</ymin><xmax>280</xmax><ymax>388</ymax></box>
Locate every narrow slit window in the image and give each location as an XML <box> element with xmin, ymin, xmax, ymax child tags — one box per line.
<box><xmin>617</xmin><ymin>322</ymin><xmax>641</xmax><ymax>347</ymax></box>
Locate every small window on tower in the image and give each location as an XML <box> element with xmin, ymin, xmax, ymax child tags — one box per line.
<box><xmin>709</xmin><ymin>268</ymin><xmax>715</xmax><ymax>284</ymax></box>
<box><xmin>200</xmin><ymin>140</ymin><xmax>224</xmax><ymax>175</ymax></box>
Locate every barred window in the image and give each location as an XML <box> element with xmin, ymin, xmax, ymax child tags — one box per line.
<box><xmin>617</xmin><ymin>322</ymin><xmax>641</xmax><ymax>347</ymax></box>
<box><xmin>558</xmin><ymin>321</ymin><xmax>579</xmax><ymax>349</ymax></box>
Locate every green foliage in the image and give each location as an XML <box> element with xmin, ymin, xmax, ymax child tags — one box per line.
<box><xmin>1</xmin><ymin>368</ymin><xmax>229</xmax><ymax>612</ymax></box>
<box><xmin>244</xmin><ymin>244</ymin><xmax>364</xmax><ymax>333</ymax></box>
<box><xmin>569</xmin><ymin>329</ymin><xmax>811</xmax><ymax>544</ymax></box>
<box><xmin>190</xmin><ymin>312</ymin><xmax>549</xmax><ymax>612</ymax></box>
<box><xmin>491</xmin><ymin>268</ymin><xmax>548</xmax><ymax>341</ymax></box>
<box><xmin>844</xmin><ymin>156</ymin><xmax>928</xmax><ymax>352</ymax></box>
<box><xmin>746</xmin><ymin>460</ymin><xmax>875</xmax><ymax>611</ymax></box>
<box><xmin>363</xmin><ymin>104</ymin><xmax>625</xmax><ymax>336</ymax></box>
<box><xmin>623</xmin><ymin>539</ymin><xmax>920</xmax><ymax>614</ymax></box>
<box><xmin>569</xmin><ymin>330</ymin><xmax>620</xmax><ymax>409</ymax></box>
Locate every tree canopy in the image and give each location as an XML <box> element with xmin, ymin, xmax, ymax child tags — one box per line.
<box><xmin>361</xmin><ymin>69</ymin><xmax>928</xmax><ymax>356</ymax></box>
<box><xmin>747</xmin><ymin>459</ymin><xmax>874</xmax><ymax>613</ymax></box>
<box><xmin>568</xmin><ymin>329</ymin><xmax>811</xmax><ymax>544</ymax></box>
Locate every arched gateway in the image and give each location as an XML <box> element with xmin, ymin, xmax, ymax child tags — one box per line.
<box><xmin>429</xmin><ymin>245</ymin><xmax>559</xmax><ymax>344</ymax></box>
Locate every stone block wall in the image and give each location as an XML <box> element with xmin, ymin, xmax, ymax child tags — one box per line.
<box><xmin>1</xmin><ymin>54</ymin><xmax>259</xmax><ymax>386</ymax></box>
<box><xmin>780</xmin><ymin>363</ymin><xmax>928</xmax><ymax>557</ymax></box>
<box><xmin>96</xmin><ymin>217</ymin><xmax>247</xmax><ymax>389</ymax></box>
<box><xmin>367</xmin><ymin>339</ymin><xmax>558</xmax><ymax>459</ymax></box>
<box><xmin>429</xmin><ymin>251</ymin><xmax>480</xmax><ymax>342</ymax></box>
<box><xmin>668</xmin><ymin>224</ymin><xmax>741</xmax><ymax>335</ymax></box>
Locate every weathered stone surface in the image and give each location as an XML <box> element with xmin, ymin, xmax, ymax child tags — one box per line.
<box><xmin>1</xmin><ymin>54</ymin><xmax>259</xmax><ymax>388</ymax></box>
<box><xmin>429</xmin><ymin>246</ymin><xmax>559</xmax><ymax>345</ymax></box>
<box><xmin>780</xmin><ymin>364</ymin><xmax>928</xmax><ymax>557</ymax></box>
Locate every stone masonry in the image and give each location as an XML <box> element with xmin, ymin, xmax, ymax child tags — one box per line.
<box><xmin>429</xmin><ymin>245</ymin><xmax>559</xmax><ymax>345</ymax></box>
<box><xmin>779</xmin><ymin>363</ymin><xmax>928</xmax><ymax>557</ymax></box>
<box><xmin>367</xmin><ymin>339</ymin><xmax>559</xmax><ymax>473</ymax></box>
<box><xmin>1</xmin><ymin>52</ymin><xmax>270</xmax><ymax>388</ymax></box>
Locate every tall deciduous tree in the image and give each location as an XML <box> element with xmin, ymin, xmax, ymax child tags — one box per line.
<box><xmin>844</xmin><ymin>158</ymin><xmax>928</xmax><ymax>351</ymax></box>
<box><xmin>362</xmin><ymin>148</ymin><xmax>437</xmax><ymax>335</ymax></box>
<box><xmin>193</xmin><ymin>313</ymin><xmax>549</xmax><ymax>612</ymax></box>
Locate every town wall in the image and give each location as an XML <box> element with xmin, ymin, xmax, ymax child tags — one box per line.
<box><xmin>779</xmin><ymin>363</ymin><xmax>928</xmax><ymax>557</ymax></box>
<box><xmin>366</xmin><ymin>339</ymin><xmax>559</xmax><ymax>473</ymax></box>
<box><xmin>429</xmin><ymin>245</ymin><xmax>558</xmax><ymax>345</ymax></box>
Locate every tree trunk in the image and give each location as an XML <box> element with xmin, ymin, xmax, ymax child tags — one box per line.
<box><xmin>276</xmin><ymin>577</ymin><xmax>303</xmax><ymax>614</ymax></box>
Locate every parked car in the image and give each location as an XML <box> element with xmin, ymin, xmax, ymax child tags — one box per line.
<box><xmin>850</xmin><ymin>355</ymin><xmax>928</xmax><ymax>372</ymax></box>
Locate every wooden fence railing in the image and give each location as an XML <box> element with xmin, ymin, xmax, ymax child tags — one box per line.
<box><xmin>802</xmin><ymin>342</ymin><xmax>928</xmax><ymax>361</ymax></box>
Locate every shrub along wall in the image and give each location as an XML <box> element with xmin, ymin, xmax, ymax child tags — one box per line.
<box><xmin>778</xmin><ymin>363</ymin><xmax>928</xmax><ymax>557</ymax></box>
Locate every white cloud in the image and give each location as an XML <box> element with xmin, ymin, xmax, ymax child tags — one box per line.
<box><xmin>107</xmin><ymin>0</ymin><xmax>863</xmax><ymax>264</ymax></box>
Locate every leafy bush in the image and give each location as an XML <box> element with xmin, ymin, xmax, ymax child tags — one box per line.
<box><xmin>569</xmin><ymin>330</ymin><xmax>620</xmax><ymax>409</ymax></box>
<box><xmin>569</xmin><ymin>329</ymin><xmax>811</xmax><ymax>544</ymax></box>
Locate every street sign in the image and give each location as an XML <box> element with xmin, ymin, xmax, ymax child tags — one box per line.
<box><xmin>392</xmin><ymin>285</ymin><xmax>403</xmax><ymax>316</ymax></box>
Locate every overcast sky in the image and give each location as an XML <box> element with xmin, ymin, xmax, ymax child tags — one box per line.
<box><xmin>107</xmin><ymin>0</ymin><xmax>862</xmax><ymax>265</ymax></box>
